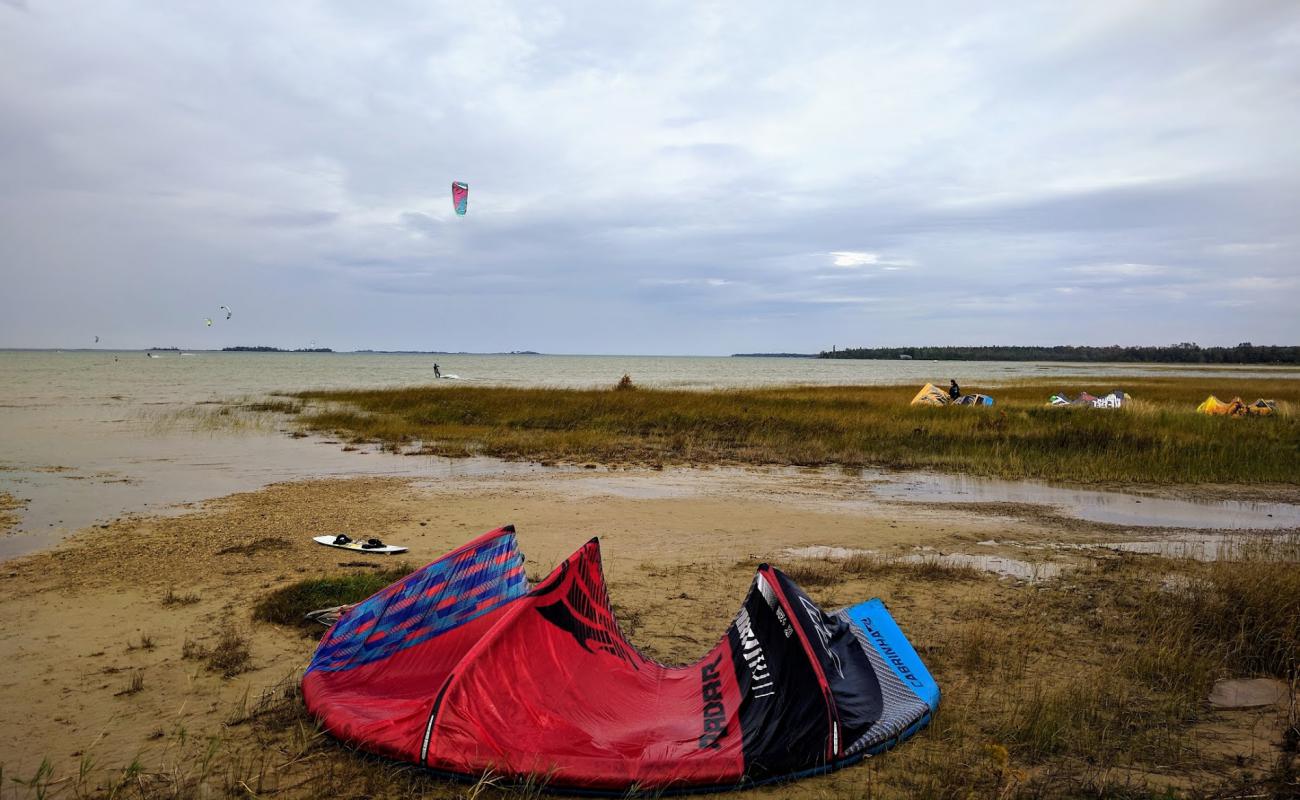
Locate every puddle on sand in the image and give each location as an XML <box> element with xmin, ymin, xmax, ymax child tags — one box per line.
<box><xmin>1099</xmin><ymin>532</ymin><xmax>1300</xmax><ymax>561</ymax></box>
<box><xmin>783</xmin><ymin>545</ymin><xmax>1067</xmax><ymax>582</ymax></box>
<box><xmin>864</xmin><ymin>470</ymin><xmax>1300</xmax><ymax>530</ymax></box>
<box><xmin>972</xmin><ymin>532</ymin><xmax>1300</xmax><ymax>562</ymax></box>
<box><xmin>562</xmin><ymin>475</ymin><xmax>703</xmax><ymax>500</ymax></box>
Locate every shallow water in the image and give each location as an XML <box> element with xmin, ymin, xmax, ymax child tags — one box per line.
<box><xmin>5</xmin><ymin>349</ymin><xmax>1297</xmax><ymax>400</ymax></box>
<box><xmin>1099</xmin><ymin>532</ymin><xmax>1300</xmax><ymax>560</ymax></box>
<box><xmin>866</xmin><ymin>470</ymin><xmax>1300</xmax><ymax>530</ymax></box>
<box><xmin>0</xmin><ymin>434</ymin><xmax>564</xmax><ymax>560</ymax></box>
<box><xmin>782</xmin><ymin>545</ymin><xmax>1066</xmax><ymax>582</ymax></box>
<box><xmin>3</xmin><ymin>350</ymin><xmax>1297</xmax><ymax>561</ymax></box>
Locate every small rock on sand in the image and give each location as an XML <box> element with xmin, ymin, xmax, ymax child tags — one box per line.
<box><xmin>1208</xmin><ymin>678</ymin><xmax>1288</xmax><ymax>709</ymax></box>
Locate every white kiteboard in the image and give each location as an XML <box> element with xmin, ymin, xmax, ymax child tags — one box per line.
<box><xmin>313</xmin><ymin>535</ymin><xmax>408</xmax><ymax>554</ymax></box>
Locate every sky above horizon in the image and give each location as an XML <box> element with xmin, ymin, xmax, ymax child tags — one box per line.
<box><xmin>2</xmin><ymin>1</ymin><xmax>1299</xmax><ymax>354</ymax></box>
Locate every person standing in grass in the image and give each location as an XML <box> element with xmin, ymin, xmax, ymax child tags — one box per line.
<box><xmin>949</xmin><ymin>379</ymin><xmax>961</xmax><ymax>400</ymax></box>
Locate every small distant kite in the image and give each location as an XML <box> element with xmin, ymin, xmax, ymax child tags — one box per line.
<box><xmin>94</xmin><ymin>335</ymin><xmax>99</xmax><ymax>343</ymax></box>
<box><xmin>220</xmin><ymin>305</ymin><xmax>232</xmax><ymax>320</ymax></box>
<box><xmin>204</xmin><ymin>318</ymin><xmax>213</xmax><ymax>327</ymax></box>
<box><xmin>452</xmin><ymin>181</ymin><xmax>468</xmax><ymax>216</ymax></box>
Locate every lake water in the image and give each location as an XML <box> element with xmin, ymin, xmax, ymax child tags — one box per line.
<box><xmin>2</xmin><ymin>350</ymin><xmax>1297</xmax><ymax>560</ymax></box>
<box><xmin>4</xmin><ymin>349</ymin><xmax>1297</xmax><ymax>402</ymax></box>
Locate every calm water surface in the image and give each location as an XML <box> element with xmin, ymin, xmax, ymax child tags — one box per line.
<box><xmin>2</xmin><ymin>351</ymin><xmax>1297</xmax><ymax>560</ymax></box>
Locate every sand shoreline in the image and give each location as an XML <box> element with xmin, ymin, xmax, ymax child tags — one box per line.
<box><xmin>1</xmin><ymin>465</ymin><xmax>1296</xmax><ymax>797</ymax></box>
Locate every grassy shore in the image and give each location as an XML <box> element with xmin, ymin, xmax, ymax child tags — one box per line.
<box><xmin>1</xmin><ymin>472</ymin><xmax>1296</xmax><ymax>798</ymax></box>
<box><xmin>295</xmin><ymin>377</ymin><xmax>1300</xmax><ymax>484</ymax></box>
<box><xmin>84</xmin><ymin>539</ymin><xmax>1300</xmax><ymax>798</ymax></box>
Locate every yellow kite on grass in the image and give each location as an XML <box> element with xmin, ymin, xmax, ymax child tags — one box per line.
<box><xmin>910</xmin><ymin>383</ymin><xmax>951</xmax><ymax>406</ymax></box>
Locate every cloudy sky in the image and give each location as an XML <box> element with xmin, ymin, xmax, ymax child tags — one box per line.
<box><xmin>2</xmin><ymin>1</ymin><xmax>1298</xmax><ymax>353</ymax></box>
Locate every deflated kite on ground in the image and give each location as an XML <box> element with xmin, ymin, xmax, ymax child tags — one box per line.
<box><xmin>1197</xmin><ymin>396</ymin><xmax>1277</xmax><ymax>417</ymax></box>
<box><xmin>302</xmin><ymin>526</ymin><xmax>938</xmax><ymax>793</ymax></box>
<box><xmin>910</xmin><ymin>384</ymin><xmax>994</xmax><ymax>407</ymax></box>
<box><xmin>1046</xmin><ymin>390</ymin><xmax>1131</xmax><ymax>409</ymax></box>
<box><xmin>910</xmin><ymin>383</ymin><xmax>950</xmax><ymax>406</ymax></box>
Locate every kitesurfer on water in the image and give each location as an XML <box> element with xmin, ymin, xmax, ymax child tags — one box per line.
<box><xmin>434</xmin><ymin>363</ymin><xmax>441</xmax><ymax>379</ymax></box>
<box><xmin>949</xmin><ymin>380</ymin><xmax>961</xmax><ymax>400</ymax></box>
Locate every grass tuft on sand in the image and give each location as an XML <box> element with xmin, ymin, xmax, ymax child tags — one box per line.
<box><xmin>182</xmin><ymin>628</ymin><xmax>253</xmax><ymax>677</ymax></box>
<box><xmin>253</xmin><ymin>568</ymin><xmax>414</xmax><ymax>628</ymax></box>
<box><xmin>294</xmin><ymin>377</ymin><xmax>1300</xmax><ymax>483</ymax></box>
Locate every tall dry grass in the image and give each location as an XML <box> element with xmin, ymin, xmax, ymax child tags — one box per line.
<box><xmin>295</xmin><ymin>377</ymin><xmax>1300</xmax><ymax>483</ymax></box>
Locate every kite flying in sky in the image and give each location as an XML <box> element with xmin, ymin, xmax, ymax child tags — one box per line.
<box><xmin>452</xmin><ymin>181</ymin><xmax>468</xmax><ymax>216</ymax></box>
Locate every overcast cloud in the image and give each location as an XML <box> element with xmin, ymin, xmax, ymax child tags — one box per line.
<box><xmin>2</xmin><ymin>1</ymin><xmax>1298</xmax><ymax>353</ymax></box>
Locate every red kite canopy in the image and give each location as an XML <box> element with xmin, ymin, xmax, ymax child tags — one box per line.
<box><xmin>302</xmin><ymin>527</ymin><xmax>938</xmax><ymax>793</ymax></box>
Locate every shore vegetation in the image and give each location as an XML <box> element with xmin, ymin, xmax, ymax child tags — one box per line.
<box><xmin>39</xmin><ymin>536</ymin><xmax>1295</xmax><ymax>798</ymax></box>
<box><xmin>295</xmin><ymin>377</ymin><xmax>1300</xmax><ymax>484</ymax></box>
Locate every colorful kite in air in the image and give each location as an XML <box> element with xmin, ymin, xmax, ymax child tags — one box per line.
<box><xmin>451</xmin><ymin>181</ymin><xmax>469</xmax><ymax>216</ymax></box>
<box><xmin>204</xmin><ymin>318</ymin><xmax>213</xmax><ymax>327</ymax></box>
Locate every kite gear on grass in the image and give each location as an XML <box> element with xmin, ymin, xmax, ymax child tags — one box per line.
<box><xmin>303</xmin><ymin>525</ymin><xmax>939</xmax><ymax>793</ymax></box>
<box><xmin>305</xmin><ymin>605</ymin><xmax>350</xmax><ymax>627</ymax></box>
<box><xmin>910</xmin><ymin>383</ymin><xmax>950</xmax><ymax>406</ymax></box>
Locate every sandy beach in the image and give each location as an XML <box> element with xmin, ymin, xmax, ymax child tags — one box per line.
<box><xmin>2</xmin><ymin>458</ymin><xmax>1296</xmax><ymax>797</ymax></box>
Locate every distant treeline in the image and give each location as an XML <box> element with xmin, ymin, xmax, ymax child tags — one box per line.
<box><xmin>818</xmin><ymin>343</ymin><xmax>1300</xmax><ymax>364</ymax></box>
<box><xmin>222</xmin><ymin>346</ymin><xmax>334</xmax><ymax>353</ymax></box>
<box><xmin>352</xmin><ymin>350</ymin><xmax>541</xmax><ymax>355</ymax></box>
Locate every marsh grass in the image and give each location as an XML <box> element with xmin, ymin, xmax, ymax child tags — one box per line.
<box><xmin>1164</xmin><ymin>560</ymin><xmax>1300</xmax><ymax>678</ymax></box>
<box><xmin>113</xmin><ymin>672</ymin><xmax>145</xmax><ymax>697</ymax></box>
<box><xmin>768</xmin><ymin>553</ymin><xmax>985</xmax><ymax>588</ymax></box>
<box><xmin>295</xmin><ymin>377</ymin><xmax>1300</xmax><ymax>483</ymax></box>
<box><xmin>252</xmin><ymin>567</ymin><xmax>414</xmax><ymax>628</ymax></box>
<box><xmin>756</xmin><ymin>546</ymin><xmax>1300</xmax><ymax>796</ymax></box>
<box><xmin>182</xmin><ymin>628</ymin><xmax>252</xmax><ymax>678</ymax></box>
<box><xmin>126</xmin><ymin>633</ymin><xmax>155</xmax><ymax>651</ymax></box>
<box><xmin>216</xmin><ymin>536</ymin><xmax>291</xmax><ymax>556</ymax></box>
<box><xmin>38</xmin><ymin>674</ymin><xmax>568</xmax><ymax>800</ymax></box>
<box><xmin>160</xmin><ymin>586</ymin><xmax>200</xmax><ymax>606</ymax></box>
<box><xmin>241</xmin><ymin>399</ymin><xmax>302</xmax><ymax>415</ymax></box>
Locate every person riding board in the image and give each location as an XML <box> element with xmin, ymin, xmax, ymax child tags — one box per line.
<box><xmin>949</xmin><ymin>379</ymin><xmax>961</xmax><ymax>400</ymax></box>
<box><xmin>434</xmin><ymin>363</ymin><xmax>441</xmax><ymax>379</ymax></box>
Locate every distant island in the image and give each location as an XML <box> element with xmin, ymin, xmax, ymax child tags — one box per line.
<box><xmin>222</xmin><ymin>346</ymin><xmax>334</xmax><ymax>353</ymax></box>
<box><xmin>730</xmin><ymin>353</ymin><xmax>817</xmax><ymax>358</ymax></box>
<box><xmin>352</xmin><ymin>350</ymin><xmax>542</xmax><ymax>355</ymax></box>
<box><xmin>146</xmin><ymin>347</ymin><xmax>180</xmax><ymax>351</ymax></box>
<box><xmin>818</xmin><ymin>343</ymin><xmax>1300</xmax><ymax>364</ymax></box>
